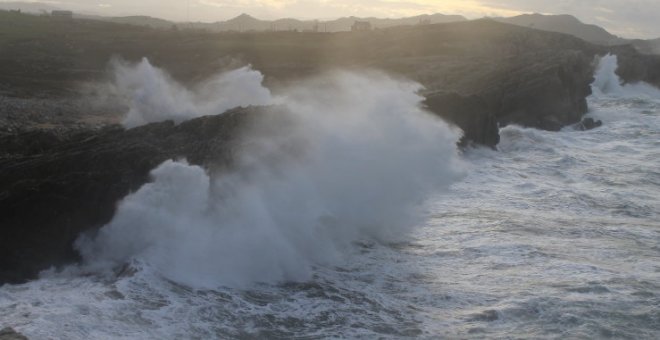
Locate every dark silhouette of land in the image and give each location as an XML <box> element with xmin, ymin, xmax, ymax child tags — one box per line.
<box><xmin>494</xmin><ymin>13</ymin><xmax>625</xmax><ymax>45</ymax></box>
<box><xmin>1</xmin><ymin>9</ymin><xmax>660</xmax><ymax>284</ymax></box>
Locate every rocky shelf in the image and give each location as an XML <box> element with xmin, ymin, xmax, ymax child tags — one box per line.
<box><xmin>2</xmin><ymin>13</ymin><xmax>660</xmax><ymax>284</ymax></box>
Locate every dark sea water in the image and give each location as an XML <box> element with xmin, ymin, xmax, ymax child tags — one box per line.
<box><xmin>1</xmin><ymin>55</ymin><xmax>659</xmax><ymax>339</ymax></box>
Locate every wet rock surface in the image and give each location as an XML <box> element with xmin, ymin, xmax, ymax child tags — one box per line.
<box><xmin>577</xmin><ymin>117</ymin><xmax>603</xmax><ymax>131</ymax></box>
<box><xmin>0</xmin><ymin>107</ymin><xmax>263</xmax><ymax>284</ymax></box>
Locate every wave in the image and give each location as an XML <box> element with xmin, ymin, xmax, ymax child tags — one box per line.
<box><xmin>591</xmin><ymin>54</ymin><xmax>660</xmax><ymax>100</ymax></box>
<box><xmin>75</xmin><ymin>69</ymin><xmax>464</xmax><ymax>289</ymax></box>
<box><xmin>109</xmin><ymin>58</ymin><xmax>272</xmax><ymax>128</ymax></box>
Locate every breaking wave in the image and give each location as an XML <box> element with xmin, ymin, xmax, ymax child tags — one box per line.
<box><xmin>591</xmin><ymin>54</ymin><xmax>660</xmax><ymax>99</ymax></box>
<box><xmin>76</xmin><ymin>68</ymin><xmax>464</xmax><ymax>289</ymax></box>
<box><xmin>111</xmin><ymin>58</ymin><xmax>272</xmax><ymax>128</ymax></box>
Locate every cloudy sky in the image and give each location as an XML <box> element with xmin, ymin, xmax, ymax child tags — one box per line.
<box><xmin>5</xmin><ymin>0</ymin><xmax>660</xmax><ymax>38</ymax></box>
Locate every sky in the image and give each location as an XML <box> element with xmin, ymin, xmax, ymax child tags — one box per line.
<box><xmin>4</xmin><ymin>0</ymin><xmax>660</xmax><ymax>38</ymax></box>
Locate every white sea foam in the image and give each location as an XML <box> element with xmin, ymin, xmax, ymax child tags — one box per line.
<box><xmin>591</xmin><ymin>54</ymin><xmax>660</xmax><ymax>100</ymax></box>
<box><xmin>76</xmin><ymin>69</ymin><xmax>464</xmax><ymax>289</ymax></box>
<box><xmin>110</xmin><ymin>58</ymin><xmax>272</xmax><ymax>128</ymax></box>
<box><xmin>2</xmin><ymin>56</ymin><xmax>659</xmax><ymax>339</ymax></box>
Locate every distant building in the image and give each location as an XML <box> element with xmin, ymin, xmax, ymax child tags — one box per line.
<box><xmin>351</xmin><ymin>21</ymin><xmax>372</xmax><ymax>32</ymax></box>
<box><xmin>51</xmin><ymin>10</ymin><xmax>73</xmax><ymax>19</ymax></box>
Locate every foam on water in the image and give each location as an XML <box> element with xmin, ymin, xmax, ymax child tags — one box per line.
<box><xmin>1</xmin><ymin>56</ymin><xmax>659</xmax><ymax>339</ymax></box>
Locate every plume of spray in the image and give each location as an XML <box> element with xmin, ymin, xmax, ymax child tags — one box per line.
<box><xmin>76</xmin><ymin>66</ymin><xmax>464</xmax><ymax>289</ymax></box>
<box><xmin>110</xmin><ymin>58</ymin><xmax>272</xmax><ymax>128</ymax></box>
<box><xmin>591</xmin><ymin>54</ymin><xmax>660</xmax><ymax>99</ymax></box>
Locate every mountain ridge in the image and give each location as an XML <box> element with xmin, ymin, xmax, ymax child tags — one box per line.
<box><xmin>1</xmin><ymin>1</ymin><xmax>657</xmax><ymax>47</ymax></box>
<box><xmin>494</xmin><ymin>13</ymin><xmax>626</xmax><ymax>45</ymax></box>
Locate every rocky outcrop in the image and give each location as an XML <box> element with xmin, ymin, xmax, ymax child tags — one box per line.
<box><xmin>608</xmin><ymin>45</ymin><xmax>660</xmax><ymax>88</ymax></box>
<box><xmin>0</xmin><ymin>328</ymin><xmax>27</xmax><ymax>340</ymax></box>
<box><xmin>576</xmin><ymin>117</ymin><xmax>603</xmax><ymax>131</ymax></box>
<box><xmin>424</xmin><ymin>92</ymin><xmax>499</xmax><ymax>147</ymax></box>
<box><xmin>424</xmin><ymin>50</ymin><xmax>594</xmax><ymax>147</ymax></box>
<box><xmin>0</xmin><ymin>107</ymin><xmax>263</xmax><ymax>284</ymax></box>
<box><xmin>493</xmin><ymin>51</ymin><xmax>594</xmax><ymax>132</ymax></box>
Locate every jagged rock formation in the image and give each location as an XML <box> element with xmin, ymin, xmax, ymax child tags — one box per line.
<box><xmin>0</xmin><ymin>107</ymin><xmax>261</xmax><ymax>284</ymax></box>
<box><xmin>495</xmin><ymin>14</ymin><xmax>624</xmax><ymax>45</ymax></box>
<box><xmin>2</xmin><ymin>13</ymin><xmax>660</xmax><ymax>284</ymax></box>
<box><xmin>608</xmin><ymin>45</ymin><xmax>660</xmax><ymax>87</ymax></box>
<box><xmin>424</xmin><ymin>93</ymin><xmax>500</xmax><ymax>147</ymax></box>
<box><xmin>424</xmin><ymin>47</ymin><xmax>594</xmax><ymax>145</ymax></box>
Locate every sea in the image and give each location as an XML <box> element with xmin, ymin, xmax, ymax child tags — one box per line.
<box><xmin>0</xmin><ymin>55</ymin><xmax>658</xmax><ymax>339</ymax></box>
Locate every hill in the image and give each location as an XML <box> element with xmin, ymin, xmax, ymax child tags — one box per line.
<box><xmin>81</xmin><ymin>15</ymin><xmax>176</xmax><ymax>29</ymax></box>
<box><xmin>495</xmin><ymin>13</ymin><xmax>625</xmax><ymax>45</ymax></box>
<box><xmin>631</xmin><ymin>38</ymin><xmax>660</xmax><ymax>55</ymax></box>
<box><xmin>116</xmin><ymin>13</ymin><xmax>467</xmax><ymax>32</ymax></box>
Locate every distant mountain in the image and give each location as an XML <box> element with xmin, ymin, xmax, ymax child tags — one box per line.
<box><xmin>78</xmin><ymin>13</ymin><xmax>465</xmax><ymax>33</ymax></box>
<box><xmin>199</xmin><ymin>13</ymin><xmax>466</xmax><ymax>32</ymax></box>
<box><xmin>495</xmin><ymin>13</ymin><xmax>625</xmax><ymax>45</ymax></box>
<box><xmin>323</xmin><ymin>13</ymin><xmax>467</xmax><ymax>32</ymax></box>
<box><xmin>80</xmin><ymin>15</ymin><xmax>176</xmax><ymax>29</ymax></box>
<box><xmin>22</xmin><ymin>10</ymin><xmax>465</xmax><ymax>32</ymax></box>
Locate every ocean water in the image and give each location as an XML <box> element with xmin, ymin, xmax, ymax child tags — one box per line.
<box><xmin>1</xmin><ymin>55</ymin><xmax>659</xmax><ymax>339</ymax></box>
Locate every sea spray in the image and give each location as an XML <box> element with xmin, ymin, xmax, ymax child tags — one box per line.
<box><xmin>591</xmin><ymin>54</ymin><xmax>660</xmax><ymax>99</ymax></box>
<box><xmin>4</xmin><ymin>55</ymin><xmax>660</xmax><ymax>339</ymax></box>
<box><xmin>110</xmin><ymin>58</ymin><xmax>272</xmax><ymax>128</ymax></box>
<box><xmin>76</xmin><ymin>68</ymin><xmax>464</xmax><ymax>288</ymax></box>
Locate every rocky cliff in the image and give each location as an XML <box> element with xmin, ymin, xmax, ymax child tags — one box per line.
<box><xmin>608</xmin><ymin>45</ymin><xmax>660</xmax><ymax>87</ymax></box>
<box><xmin>2</xmin><ymin>15</ymin><xmax>660</xmax><ymax>284</ymax></box>
<box><xmin>2</xmin><ymin>13</ymin><xmax>655</xmax><ymax>147</ymax></box>
<box><xmin>0</xmin><ymin>107</ymin><xmax>261</xmax><ymax>283</ymax></box>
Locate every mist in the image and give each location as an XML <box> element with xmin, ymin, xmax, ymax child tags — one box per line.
<box><xmin>591</xmin><ymin>54</ymin><xmax>660</xmax><ymax>99</ymax></box>
<box><xmin>109</xmin><ymin>58</ymin><xmax>272</xmax><ymax>128</ymax></box>
<box><xmin>74</xmin><ymin>64</ymin><xmax>465</xmax><ymax>288</ymax></box>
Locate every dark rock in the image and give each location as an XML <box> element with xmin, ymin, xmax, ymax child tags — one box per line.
<box><xmin>468</xmin><ymin>309</ymin><xmax>500</xmax><ymax>322</ymax></box>
<box><xmin>424</xmin><ymin>92</ymin><xmax>499</xmax><ymax>148</ymax></box>
<box><xmin>577</xmin><ymin>117</ymin><xmax>603</xmax><ymax>131</ymax></box>
<box><xmin>492</xmin><ymin>51</ymin><xmax>594</xmax><ymax>133</ymax></box>
<box><xmin>0</xmin><ymin>17</ymin><xmax>608</xmax><ymax>148</ymax></box>
<box><xmin>608</xmin><ymin>45</ymin><xmax>660</xmax><ymax>88</ymax></box>
<box><xmin>423</xmin><ymin>51</ymin><xmax>594</xmax><ymax>147</ymax></box>
<box><xmin>0</xmin><ymin>327</ymin><xmax>28</xmax><ymax>340</ymax></box>
<box><xmin>0</xmin><ymin>106</ymin><xmax>265</xmax><ymax>284</ymax></box>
